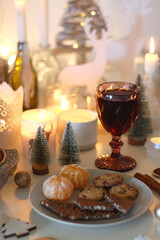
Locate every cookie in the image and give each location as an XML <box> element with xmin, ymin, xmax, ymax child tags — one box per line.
<box><xmin>93</xmin><ymin>173</ymin><xmax>123</xmax><ymax>188</ymax></box>
<box><xmin>79</xmin><ymin>186</ymin><xmax>107</xmax><ymax>201</ymax></box>
<box><xmin>40</xmin><ymin>199</ymin><xmax>123</xmax><ymax>221</ymax></box>
<box><xmin>104</xmin><ymin>193</ymin><xmax>134</xmax><ymax>214</ymax></box>
<box><xmin>109</xmin><ymin>183</ymin><xmax>139</xmax><ymax>200</ymax></box>
<box><xmin>74</xmin><ymin>198</ymin><xmax>114</xmax><ymax>212</ymax></box>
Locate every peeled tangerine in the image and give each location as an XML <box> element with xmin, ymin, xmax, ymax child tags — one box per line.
<box><xmin>43</xmin><ymin>175</ymin><xmax>74</xmax><ymax>201</ymax></box>
<box><xmin>60</xmin><ymin>164</ymin><xmax>89</xmax><ymax>189</ymax></box>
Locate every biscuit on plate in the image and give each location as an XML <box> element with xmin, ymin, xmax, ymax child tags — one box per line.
<box><xmin>93</xmin><ymin>173</ymin><xmax>123</xmax><ymax>188</ymax></box>
<box><xmin>109</xmin><ymin>183</ymin><xmax>139</xmax><ymax>200</ymax></box>
<box><xmin>79</xmin><ymin>186</ymin><xmax>107</xmax><ymax>201</ymax></box>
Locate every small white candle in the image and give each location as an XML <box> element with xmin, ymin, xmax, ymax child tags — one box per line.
<box><xmin>21</xmin><ymin>109</ymin><xmax>57</xmax><ymax>158</ymax></box>
<box><xmin>15</xmin><ymin>0</ymin><xmax>26</xmax><ymax>42</ymax></box>
<box><xmin>144</xmin><ymin>37</ymin><xmax>159</xmax><ymax>75</ymax></box>
<box><xmin>40</xmin><ymin>0</ymin><xmax>48</xmax><ymax>48</ymax></box>
<box><xmin>58</xmin><ymin>109</ymin><xmax>98</xmax><ymax>150</ymax></box>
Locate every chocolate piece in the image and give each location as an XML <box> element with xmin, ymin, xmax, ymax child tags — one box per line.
<box><xmin>40</xmin><ymin>199</ymin><xmax>123</xmax><ymax>221</ymax></box>
<box><xmin>74</xmin><ymin>198</ymin><xmax>114</xmax><ymax>211</ymax></box>
<box><xmin>104</xmin><ymin>193</ymin><xmax>134</xmax><ymax>214</ymax></box>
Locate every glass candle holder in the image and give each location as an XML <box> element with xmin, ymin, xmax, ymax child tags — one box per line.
<box><xmin>21</xmin><ymin>109</ymin><xmax>57</xmax><ymax>158</ymax></box>
<box><xmin>44</xmin><ymin>84</ymin><xmax>78</xmax><ymax>114</ymax></box>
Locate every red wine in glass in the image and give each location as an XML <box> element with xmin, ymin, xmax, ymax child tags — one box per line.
<box><xmin>96</xmin><ymin>82</ymin><xmax>141</xmax><ymax>172</ymax></box>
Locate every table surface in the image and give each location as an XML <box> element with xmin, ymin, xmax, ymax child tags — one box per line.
<box><xmin>0</xmin><ymin>126</ymin><xmax>160</xmax><ymax>240</ymax></box>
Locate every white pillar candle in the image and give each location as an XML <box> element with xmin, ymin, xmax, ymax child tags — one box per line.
<box><xmin>144</xmin><ymin>37</ymin><xmax>159</xmax><ymax>75</ymax></box>
<box><xmin>15</xmin><ymin>0</ymin><xmax>27</xmax><ymax>42</ymax></box>
<box><xmin>58</xmin><ymin>109</ymin><xmax>98</xmax><ymax>150</ymax></box>
<box><xmin>40</xmin><ymin>0</ymin><xmax>48</xmax><ymax>48</ymax></box>
<box><xmin>21</xmin><ymin>109</ymin><xmax>57</xmax><ymax>158</ymax></box>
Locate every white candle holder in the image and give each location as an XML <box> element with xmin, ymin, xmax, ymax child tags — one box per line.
<box><xmin>58</xmin><ymin>109</ymin><xmax>98</xmax><ymax>151</ymax></box>
<box><xmin>21</xmin><ymin>109</ymin><xmax>57</xmax><ymax>158</ymax></box>
<box><xmin>0</xmin><ymin>82</ymin><xmax>23</xmax><ymax>149</ymax></box>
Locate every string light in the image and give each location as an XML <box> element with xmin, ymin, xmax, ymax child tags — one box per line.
<box><xmin>80</xmin><ymin>21</ymin><xmax>85</xmax><ymax>27</ymax></box>
<box><xmin>73</xmin><ymin>43</ymin><xmax>79</xmax><ymax>49</ymax></box>
<box><xmin>81</xmin><ymin>12</ymin><xmax>86</xmax><ymax>17</ymax></box>
<box><xmin>91</xmin><ymin>10</ymin><xmax>96</xmax><ymax>16</ymax></box>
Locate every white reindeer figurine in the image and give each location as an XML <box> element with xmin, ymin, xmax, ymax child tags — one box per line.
<box><xmin>58</xmin><ymin>17</ymin><xmax>112</xmax><ymax>95</ymax></box>
<box><xmin>106</xmin><ymin>0</ymin><xmax>152</xmax><ymax>83</ymax></box>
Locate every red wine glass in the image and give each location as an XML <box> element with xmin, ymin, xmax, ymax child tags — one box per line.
<box><xmin>96</xmin><ymin>82</ymin><xmax>141</xmax><ymax>172</ymax></box>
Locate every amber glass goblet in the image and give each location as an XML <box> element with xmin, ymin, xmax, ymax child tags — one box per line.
<box><xmin>96</xmin><ymin>82</ymin><xmax>141</xmax><ymax>172</ymax></box>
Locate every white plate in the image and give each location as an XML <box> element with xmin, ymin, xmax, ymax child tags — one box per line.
<box><xmin>28</xmin><ymin>169</ymin><xmax>153</xmax><ymax>227</ymax></box>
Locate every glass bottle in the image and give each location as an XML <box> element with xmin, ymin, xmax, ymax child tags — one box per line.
<box><xmin>9</xmin><ymin>41</ymin><xmax>38</xmax><ymax>110</ymax></box>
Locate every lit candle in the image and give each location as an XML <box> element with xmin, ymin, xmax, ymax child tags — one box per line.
<box><xmin>144</xmin><ymin>36</ymin><xmax>159</xmax><ymax>75</ymax></box>
<box><xmin>58</xmin><ymin>109</ymin><xmax>98</xmax><ymax>150</ymax></box>
<box><xmin>15</xmin><ymin>0</ymin><xmax>27</xmax><ymax>42</ymax></box>
<box><xmin>21</xmin><ymin>109</ymin><xmax>57</xmax><ymax>158</ymax></box>
<box><xmin>46</xmin><ymin>86</ymin><xmax>78</xmax><ymax>114</ymax></box>
<box><xmin>40</xmin><ymin>0</ymin><xmax>48</xmax><ymax>48</ymax></box>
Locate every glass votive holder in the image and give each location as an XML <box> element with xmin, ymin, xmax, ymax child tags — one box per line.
<box><xmin>44</xmin><ymin>84</ymin><xmax>78</xmax><ymax>115</ymax></box>
<box><xmin>145</xmin><ymin>137</ymin><xmax>160</xmax><ymax>158</ymax></box>
<box><xmin>21</xmin><ymin>109</ymin><xmax>57</xmax><ymax>158</ymax></box>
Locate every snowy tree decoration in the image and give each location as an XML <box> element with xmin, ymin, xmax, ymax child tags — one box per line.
<box><xmin>30</xmin><ymin>126</ymin><xmax>51</xmax><ymax>175</ymax></box>
<box><xmin>128</xmin><ymin>74</ymin><xmax>153</xmax><ymax>146</ymax></box>
<box><xmin>58</xmin><ymin>17</ymin><xmax>112</xmax><ymax>94</ymax></box>
<box><xmin>56</xmin><ymin>0</ymin><xmax>107</xmax><ymax>50</ymax></box>
<box><xmin>58</xmin><ymin>121</ymin><xmax>81</xmax><ymax>166</ymax></box>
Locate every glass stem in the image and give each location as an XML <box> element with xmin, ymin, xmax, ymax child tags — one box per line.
<box><xmin>110</xmin><ymin>135</ymin><xmax>123</xmax><ymax>159</ymax></box>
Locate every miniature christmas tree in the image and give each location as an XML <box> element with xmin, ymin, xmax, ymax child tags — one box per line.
<box><xmin>128</xmin><ymin>74</ymin><xmax>153</xmax><ymax>146</ymax></box>
<box><xmin>55</xmin><ymin>0</ymin><xmax>107</xmax><ymax>64</ymax></box>
<box><xmin>58</xmin><ymin>121</ymin><xmax>81</xmax><ymax>165</ymax></box>
<box><xmin>30</xmin><ymin>126</ymin><xmax>51</xmax><ymax>175</ymax></box>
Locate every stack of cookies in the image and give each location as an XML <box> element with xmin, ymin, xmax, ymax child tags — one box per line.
<box><xmin>40</xmin><ymin>172</ymin><xmax>139</xmax><ymax>221</ymax></box>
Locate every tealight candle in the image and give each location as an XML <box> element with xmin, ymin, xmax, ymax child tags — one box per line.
<box><xmin>58</xmin><ymin>109</ymin><xmax>98</xmax><ymax>150</ymax></box>
<box><xmin>21</xmin><ymin>109</ymin><xmax>57</xmax><ymax>157</ymax></box>
<box><xmin>15</xmin><ymin>0</ymin><xmax>26</xmax><ymax>42</ymax></box>
<box><xmin>45</xmin><ymin>84</ymin><xmax>78</xmax><ymax>115</ymax></box>
<box><xmin>145</xmin><ymin>137</ymin><xmax>160</xmax><ymax>158</ymax></box>
<box><xmin>144</xmin><ymin>37</ymin><xmax>159</xmax><ymax>75</ymax></box>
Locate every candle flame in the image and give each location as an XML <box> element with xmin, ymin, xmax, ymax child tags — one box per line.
<box><xmin>149</xmin><ymin>37</ymin><xmax>155</xmax><ymax>54</ymax></box>
<box><xmin>40</xmin><ymin>111</ymin><xmax>45</xmax><ymax>120</ymax></box>
<box><xmin>61</xmin><ymin>96</ymin><xmax>69</xmax><ymax>111</ymax></box>
<box><xmin>15</xmin><ymin>0</ymin><xmax>25</xmax><ymax>6</ymax></box>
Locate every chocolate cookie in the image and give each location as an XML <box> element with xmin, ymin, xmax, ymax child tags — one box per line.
<box><xmin>79</xmin><ymin>186</ymin><xmax>107</xmax><ymax>201</ymax></box>
<box><xmin>74</xmin><ymin>198</ymin><xmax>114</xmax><ymax>211</ymax></box>
<box><xmin>109</xmin><ymin>183</ymin><xmax>139</xmax><ymax>200</ymax></box>
<box><xmin>93</xmin><ymin>173</ymin><xmax>123</xmax><ymax>188</ymax></box>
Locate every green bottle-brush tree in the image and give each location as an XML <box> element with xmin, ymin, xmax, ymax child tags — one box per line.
<box><xmin>128</xmin><ymin>74</ymin><xmax>153</xmax><ymax>145</ymax></box>
<box><xmin>30</xmin><ymin>126</ymin><xmax>51</xmax><ymax>175</ymax></box>
<box><xmin>58</xmin><ymin>121</ymin><xmax>81</xmax><ymax>166</ymax></box>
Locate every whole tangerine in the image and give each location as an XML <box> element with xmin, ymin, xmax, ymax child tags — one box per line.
<box><xmin>60</xmin><ymin>164</ymin><xmax>89</xmax><ymax>189</ymax></box>
<box><xmin>43</xmin><ymin>175</ymin><xmax>74</xmax><ymax>201</ymax></box>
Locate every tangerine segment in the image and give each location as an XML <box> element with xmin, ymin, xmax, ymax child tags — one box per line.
<box><xmin>60</xmin><ymin>164</ymin><xmax>89</xmax><ymax>189</ymax></box>
<box><xmin>43</xmin><ymin>175</ymin><xmax>74</xmax><ymax>201</ymax></box>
